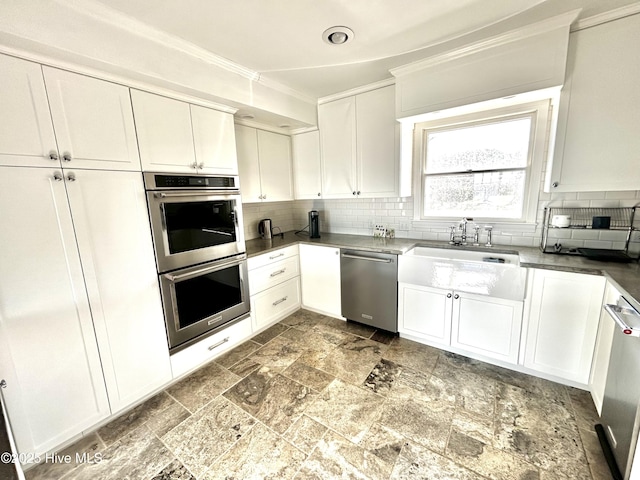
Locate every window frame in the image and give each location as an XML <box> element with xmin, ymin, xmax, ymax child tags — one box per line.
<box><xmin>413</xmin><ymin>99</ymin><xmax>551</xmax><ymax>226</ymax></box>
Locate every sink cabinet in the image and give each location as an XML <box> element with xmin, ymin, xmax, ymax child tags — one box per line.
<box><xmin>398</xmin><ymin>283</ymin><xmax>523</xmax><ymax>364</ymax></box>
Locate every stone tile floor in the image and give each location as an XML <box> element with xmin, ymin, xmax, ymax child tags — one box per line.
<box><xmin>26</xmin><ymin>310</ymin><xmax>611</xmax><ymax>480</ymax></box>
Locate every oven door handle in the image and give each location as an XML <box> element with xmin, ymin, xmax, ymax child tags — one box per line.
<box><xmin>163</xmin><ymin>257</ymin><xmax>245</xmax><ymax>282</ymax></box>
<box><xmin>154</xmin><ymin>191</ymin><xmax>239</xmax><ymax>199</ymax></box>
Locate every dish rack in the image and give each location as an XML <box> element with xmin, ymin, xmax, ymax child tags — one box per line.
<box><xmin>540</xmin><ymin>206</ymin><xmax>637</xmax><ymax>257</ymax></box>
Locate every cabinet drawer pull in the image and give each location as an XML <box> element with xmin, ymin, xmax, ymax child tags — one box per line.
<box><xmin>208</xmin><ymin>337</ymin><xmax>230</xmax><ymax>351</ymax></box>
<box><xmin>272</xmin><ymin>296</ymin><xmax>288</xmax><ymax>306</ymax></box>
<box><xmin>62</xmin><ymin>153</ymin><xmax>72</xmax><ymax>162</ymax></box>
<box><xmin>269</xmin><ymin>253</ymin><xmax>285</xmax><ymax>260</ymax></box>
<box><xmin>454</xmin><ymin>294</ymin><xmax>460</xmax><ymax>300</ymax></box>
<box><xmin>270</xmin><ymin>268</ymin><xmax>286</xmax><ymax>277</ymax></box>
<box><xmin>49</xmin><ymin>151</ymin><xmax>59</xmax><ymax>161</ymax></box>
<box><xmin>0</xmin><ymin>379</ymin><xmax>6</xmax><ymax>389</ymax></box>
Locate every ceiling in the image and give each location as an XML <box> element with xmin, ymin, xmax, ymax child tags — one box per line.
<box><xmin>90</xmin><ymin>0</ymin><xmax>639</xmax><ymax>99</ymax></box>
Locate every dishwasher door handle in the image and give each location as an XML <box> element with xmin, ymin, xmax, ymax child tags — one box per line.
<box><xmin>604</xmin><ymin>304</ymin><xmax>640</xmax><ymax>337</ymax></box>
<box><xmin>341</xmin><ymin>253</ymin><xmax>392</xmax><ymax>263</ymax></box>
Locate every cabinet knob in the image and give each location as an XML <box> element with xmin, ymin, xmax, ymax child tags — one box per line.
<box><xmin>62</xmin><ymin>153</ymin><xmax>72</xmax><ymax>162</ymax></box>
<box><xmin>552</xmin><ymin>182</ymin><xmax>559</xmax><ymax>188</ymax></box>
<box><xmin>263</xmin><ymin>194</ymin><xmax>267</xmax><ymax>199</ymax></box>
<box><xmin>454</xmin><ymin>294</ymin><xmax>460</xmax><ymax>300</ymax></box>
<box><xmin>53</xmin><ymin>172</ymin><xmax>63</xmax><ymax>182</ymax></box>
<box><xmin>198</xmin><ymin>163</ymin><xmax>205</xmax><ymax>170</ymax></box>
<box><xmin>0</xmin><ymin>379</ymin><xmax>6</xmax><ymax>389</ymax></box>
<box><xmin>357</xmin><ymin>191</ymin><xmax>361</xmax><ymax>196</ymax></box>
<box><xmin>317</xmin><ymin>192</ymin><xmax>321</xmax><ymax>197</ymax></box>
<box><xmin>446</xmin><ymin>293</ymin><xmax>452</xmax><ymax>298</ymax></box>
<box><xmin>66</xmin><ymin>173</ymin><xmax>76</xmax><ymax>182</ymax></box>
<box><xmin>191</xmin><ymin>162</ymin><xmax>198</xmax><ymax>169</ymax></box>
<box><xmin>49</xmin><ymin>151</ymin><xmax>59</xmax><ymax>161</ymax></box>
<box><xmin>352</xmin><ymin>191</ymin><xmax>356</xmax><ymax>196</ymax></box>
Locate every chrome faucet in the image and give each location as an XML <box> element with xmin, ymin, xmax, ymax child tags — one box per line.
<box><xmin>449</xmin><ymin>217</ymin><xmax>473</xmax><ymax>246</ymax></box>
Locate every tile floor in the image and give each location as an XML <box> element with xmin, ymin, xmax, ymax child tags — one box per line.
<box><xmin>25</xmin><ymin>310</ymin><xmax>611</xmax><ymax>480</ymax></box>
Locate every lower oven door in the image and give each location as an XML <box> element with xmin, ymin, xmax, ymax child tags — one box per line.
<box><xmin>160</xmin><ymin>255</ymin><xmax>250</xmax><ymax>352</ymax></box>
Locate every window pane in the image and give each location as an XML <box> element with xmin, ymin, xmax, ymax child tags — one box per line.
<box><xmin>424</xmin><ymin>170</ymin><xmax>526</xmax><ymax>218</ymax></box>
<box><xmin>425</xmin><ymin>117</ymin><xmax>531</xmax><ymax>174</ymax></box>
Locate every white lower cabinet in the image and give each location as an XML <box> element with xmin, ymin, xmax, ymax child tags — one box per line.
<box><xmin>170</xmin><ymin>316</ymin><xmax>253</xmax><ymax>379</ymax></box>
<box><xmin>0</xmin><ymin>167</ymin><xmax>110</xmax><ymax>458</ymax></box>
<box><xmin>398</xmin><ymin>283</ymin><xmax>451</xmax><ymax>346</ymax></box>
<box><xmin>524</xmin><ymin>269</ymin><xmax>606</xmax><ymax>385</ymax></box>
<box><xmin>589</xmin><ymin>281</ymin><xmax>619</xmax><ymax>414</ymax></box>
<box><xmin>299</xmin><ymin>244</ymin><xmax>342</xmax><ymax>318</ymax></box>
<box><xmin>248</xmin><ymin>246</ymin><xmax>301</xmax><ymax>332</ymax></box>
<box><xmin>64</xmin><ymin>170</ymin><xmax>172</xmax><ymax>414</ymax></box>
<box><xmin>451</xmin><ymin>292</ymin><xmax>523</xmax><ymax>364</ymax></box>
<box><xmin>0</xmin><ymin>166</ymin><xmax>173</xmax><ymax>460</ymax></box>
<box><xmin>398</xmin><ymin>284</ymin><xmax>522</xmax><ymax>364</ymax></box>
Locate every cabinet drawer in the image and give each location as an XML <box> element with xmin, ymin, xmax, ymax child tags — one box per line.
<box><xmin>170</xmin><ymin>316</ymin><xmax>252</xmax><ymax>379</ymax></box>
<box><xmin>249</xmin><ymin>255</ymin><xmax>299</xmax><ymax>295</ymax></box>
<box><xmin>251</xmin><ymin>276</ymin><xmax>301</xmax><ymax>331</ymax></box>
<box><xmin>248</xmin><ymin>245</ymin><xmax>299</xmax><ymax>271</ymax></box>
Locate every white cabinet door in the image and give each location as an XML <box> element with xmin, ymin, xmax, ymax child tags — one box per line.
<box><xmin>452</xmin><ymin>292</ymin><xmax>523</xmax><ymax>364</ymax></box>
<box><xmin>257</xmin><ymin>130</ymin><xmax>293</xmax><ymax>202</ymax></box>
<box><xmin>524</xmin><ymin>269</ymin><xmax>605</xmax><ymax>384</ymax></box>
<box><xmin>43</xmin><ymin>67</ymin><xmax>141</xmax><ymax>171</ymax></box>
<box><xmin>398</xmin><ymin>283</ymin><xmax>451</xmax><ymax>346</ymax></box>
<box><xmin>356</xmin><ymin>86</ymin><xmax>398</xmax><ymax>198</ymax></box>
<box><xmin>319</xmin><ymin>97</ymin><xmax>357</xmax><ymax>198</ymax></box>
<box><xmin>191</xmin><ymin>105</ymin><xmax>238</xmax><ymax>175</ymax></box>
<box><xmin>131</xmin><ymin>90</ymin><xmax>197</xmax><ymax>173</ymax></box>
<box><xmin>548</xmin><ymin>14</ymin><xmax>640</xmax><ymax>192</ymax></box>
<box><xmin>235</xmin><ymin>124</ymin><xmax>263</xmax><ymax>202</ymax></box>
<box><xmin>589</xmin><ymin>281</ymin><xmax>619</xmax><ymax>415</ymax></box>
<box><xmin>0</xmin><ymin>55</ymin><xmax>58</xmax><ymax>167</ymax></box>
<box><xmin>0</xmin><ymin>167</ymin><xmax>110</xmax><ymax>458</ymax></box>
<box><xmin>299</xmin><ymin>244</ymin><xmax>342</xmax><ymax>318</ymax></box>
<box><xmin>292</xmin><ymin>130</ymin><xmax>322</xmax><ymax>199</ymax></box>
<box><xmin>65</xmin><ymin>169</ymin><xmax>171</xmax><ymax>414</ymax></box>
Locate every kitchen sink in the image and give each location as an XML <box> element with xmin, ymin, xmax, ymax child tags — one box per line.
<box><xmin>399</xmin><ymin>245</ymin><xmax>526</xmax><ymax>301</ymax></box>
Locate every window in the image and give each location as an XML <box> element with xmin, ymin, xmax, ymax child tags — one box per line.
<box><xmin>414</xmin><ymin>100</ymin><xmax>550</xmax><ymax>224</ymax></box>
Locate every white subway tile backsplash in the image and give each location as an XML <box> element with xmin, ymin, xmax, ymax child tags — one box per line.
<box><xmin>605</xmin><ymin>191</ymin><xmax>637</xmax><ymax>199</ymax></box>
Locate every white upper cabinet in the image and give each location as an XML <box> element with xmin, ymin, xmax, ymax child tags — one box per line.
<box><xmin>0</xmin><ymin>167</ymin><xmax>110</xmax><ymax>457</ymax></box>
<box><xmin>64</xmin><ymin>169</ymin><xmax>172</xmax><ymax>414</ymax></box>
<box><xmin>356</xmin><ymin>86</ymin><xmax>398</xmax><ymax>197</ymax></box>
<box><xmin>0</xmin><ymin>55</ymin><xmax>58</xmax><ymax>167</ymax></box>
<box><xmin>235</xmin><ymin>124</ymin><xmax>293</xmax><ymax>202</ymax></box>
<box><xmin>319</xmin><ymin>85</ymin><xmax>398</xmax><ymax>199</ymax></box>
<box><xmin>292</xmin><ymin>130</ymin><xmax>322</xmax><ymax>199</ymax></box>
<box><xmin>43</xmin><ymin>67</ymin><xmax>141</xmax><ymax>171</ymax></box>
<box><xmin>190</xmin><ymin>104</ymin><xmax>238</xmax><ymax>174</ymax></box>
<box><xmin>132</xmin><ymin>90</ymin><xmax>238</xmax><ymax>174</ymax></box>
<box><xmin>131</xmin><ymin>90</ymin><xmax>196</xmax><ymax>172</ymax></box>
<box><xmin>257</xmin><ymin>129</ymin><xmax>294</xmax><ymax>201</ymax></box>
<box><xmin>547</xmin><ymin>14</ymin><xmax>640</xmax><ymax>192</ymax></box>
<box><xmin>319</xmin><ymin>96</ymin><xmax>357</xmax><ymax>198</ymax></box>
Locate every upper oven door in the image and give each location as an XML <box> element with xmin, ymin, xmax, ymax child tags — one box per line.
<box><xmin>147</xmin><ymin>190</ymin><xmax>245</xmax><ymax>272</ymax></box>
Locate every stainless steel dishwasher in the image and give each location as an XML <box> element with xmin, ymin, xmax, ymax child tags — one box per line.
<box><xmin>340</xmin><ymin>249</ymin><xmax>398</xmax><ymax>332</ymax></box>
<box><xmin>597</xmin><ymin>295</ymin><xmax>640</xmax><ymax>480</ymax></box>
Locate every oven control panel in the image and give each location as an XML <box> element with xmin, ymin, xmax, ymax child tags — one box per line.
<box><xmin>144</xmin><ymin>172</ymin><xmax>238</xmax><ymax>191</ymax></box>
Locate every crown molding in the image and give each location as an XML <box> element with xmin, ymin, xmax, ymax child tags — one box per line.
<box><xmin>571</xmin><ymin>2</ymin><xmax>640</xmax><ymax>31</ymax></box>
<box><xmin>318</xmin><ymin>77</ymin><xmax>395</xmax><ymax>104</ymax></box>
<box><xmin>0</xmin><ymin>43</ymin><xmax>240</xmax><ymax>114</ymax></box>
<box><xmin>390</xmin><ymin>9</ymin><xmax>580</xmax><ymax>78</ymax></box>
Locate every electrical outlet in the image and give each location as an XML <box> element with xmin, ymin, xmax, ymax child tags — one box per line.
<box><xmin>398</xmin><ymin>221</ymin><xmax>410</xmax><ymax>231</ymax></box>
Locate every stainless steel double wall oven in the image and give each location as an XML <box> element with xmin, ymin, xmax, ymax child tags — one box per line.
<box><xmin>144</xmin><ymin>173</ymin><xmax>250</xmax><ymax>352</ymax></box>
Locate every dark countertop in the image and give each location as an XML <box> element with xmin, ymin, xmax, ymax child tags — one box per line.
<box><xmin>246</xmin><ymin>231</ymin><xmax>640</xmax><ymax>311</ymax></box>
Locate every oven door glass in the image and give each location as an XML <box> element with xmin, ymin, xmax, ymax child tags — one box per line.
<box><xmin>161</xmin><ymin>256</ymin><xmax>249</xmax><ymax>351</ymax></box>
<box><xmin>148</xmin><ymin>192</ymin><xmax>245</xmax><ymax>272</ymax></box>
